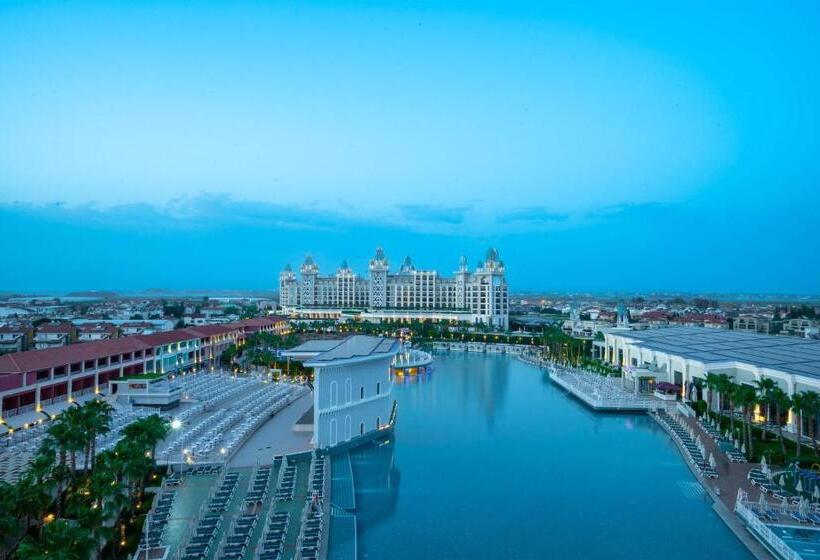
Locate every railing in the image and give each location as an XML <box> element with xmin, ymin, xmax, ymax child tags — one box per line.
<box><xmin>735</xmin><ymin>494</ymin><xmax>804</xmax><ymax>560</ymax></box>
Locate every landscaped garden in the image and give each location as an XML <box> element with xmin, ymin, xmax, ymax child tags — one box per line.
<box><xmin>0</xmin><ymin>402</ymin><xmax>169</xmax><ymax>560</ymax></box>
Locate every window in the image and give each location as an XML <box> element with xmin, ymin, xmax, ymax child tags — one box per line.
<box><xmin>376</xmin><ymin>416</ymin><xmax>381</xmax><ymax>429</ymax></box>
<box><xmin>345</xmin><ymin>378</ymin><xmax>352</xmax><ymax>403</ymax></box>
<box><xmin>360</xmin><ymin>386</ymin><xmax>365</xmax><ymax>400</ymax></box>
<box><xmin>330</xmin><ymin>381</ymin><xmax>338</xmax><ymax>407</ymax></box>
<box><xmin>360</xmin><ymin>422</ymin><xmax>365</xmax><ymax>435</ymax></box>
<box><xmin>344</xmin><ymin>415</ymin><xmax>352</xmax><ymax>441</ymax></box>
<box><xmin>329</xmin><ymin>419</ymin><xmax>338</xmax><ymax>446</ymax></box>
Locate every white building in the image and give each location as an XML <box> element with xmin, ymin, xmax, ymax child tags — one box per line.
<box><xmin>280</xmin><ymin>248</ymin><xmax>509</xmax><ymax>329</ymax></box>
<box><xmin>284</xmin><ymin>335</ymin><xmax>399</xmax><ymax>449</ymax></box>
<box><xmin>602</xmin><ymin>326</ymin><xmax>820</xmax><ymax>431</ymax></box>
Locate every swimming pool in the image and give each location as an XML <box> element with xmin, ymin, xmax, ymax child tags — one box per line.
<box><xmin>344</xmin><ymin>353</ymin><xmax>754</xmax><ymax>559</ymax></box>
<box><xmin>769</xmin><ymin>524</ymin><xmax>820</xmax><ymax>559</ymax></box>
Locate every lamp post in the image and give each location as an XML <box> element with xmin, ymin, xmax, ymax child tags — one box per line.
<box><xmin>170</xmin><ymin>418</ymin><xmax>183</xmax><ymax>466</ymax></box>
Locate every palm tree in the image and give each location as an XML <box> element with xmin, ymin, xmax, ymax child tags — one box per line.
<box><xmin>16</xmin><ymin>519</ymin><xmax>95</xmax><ymax>560</ymax></box>
<box><xmin>792</xmin><ymin>392</ymin><xmax>808</xmax><ymax>459</ymax></box>
<box><xmin>57</xmin><ymin>407</ymin><xmax>88</xmax><ymax>475</ymax></box>
<box><xmin>802</xmin><ymin>391</ymin><xmax>820</xmax><ymax>453</ymax></box>
<box><xmin>82</xmin><ymin>399</ymin><xmax>113</xmax><ymax>471</ymax></box>
<box><xmin>15</xmin><ymin>475</ymin><xmax>52</xmax><ymax>532</ymax></box>
<box><xmin>733</xmin><ymin>384</ymin><xmax>757</xmax><ymax>458</ymax></box>
<box><xmin>705</xmin><ymin>372</ymin><xmax>722</xmax><ymax>413</ymax></box>
<box><xmin>771</xmin><ymin>387</ymin><xmax>790</xmax><ymax>457</ymax></box>
<box><xmin>716</xmin><ymin>375</ymin><xmax>738</xmax><ymax>433</ymax></box>
<box><xmin>755</xmin><ymin>377</ymin><xmax>777</xmax><ymax>442</ymax></box>
<box><xmin>0</xmin><ymin>481</ymin><xmax>20</xmax><ymax>559</ymax></box>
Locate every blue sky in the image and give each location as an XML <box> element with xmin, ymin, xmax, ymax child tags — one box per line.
<box><xmin>0</xmin><ymin>1</ymin><xmax>818</xmax><ymax>294</ymax></box>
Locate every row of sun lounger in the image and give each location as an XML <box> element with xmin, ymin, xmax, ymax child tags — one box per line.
<box><xmin>299</xmin><ymin>503</ymin><xmax>323</xmax><ymax>559</ymax></box>
<box><xmin>140</xmin><ymin>486</ymin><xmax>177</xmax><ymax>550</ymax></box>
<box><xmin>695</xmin><ymin>417</ymin><xmax>747</xmax><ymax>463</ymax></box>
<box><xmin>276</xmin><ymin>462</ymin><xmax>297</xmax><ymax>501</ymax></box>
<box><xmin>656</xmin><ymin>411</ymin><xmax>718</xmax><ymax>479</ymax></box>
<box><xmin>220</xmin><ymin>513</ymin><xmax>258</xmax><ymax>560</ymax></box>
<box><xmin>246</xmin><ymin>465</ymin><xmax>273</xmax><ymax>505</ymax></box>
<box><xmin>257</xmin><ymin>510</ymin><xmax>290</xmax><ymax>560</ymax></box>
<box><xmin>297</xmin><ymin>455</ymin><xmax>328</xmax><ymax>560</ymax></box>
<box><xmin>182</xmin><ymin>512</ymin><xmax>222</xmax><ymax>560</ymax></box>
<box><xmin>209</xmin><ymin>471</ymin><xmax>240</xmax><ymax>512</ymax></box>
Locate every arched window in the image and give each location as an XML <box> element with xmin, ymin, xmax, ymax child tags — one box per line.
<box><xmin>345</xmin><ymin>378</ymin><xmax>352</xmax><ymax>403</ymax></box>
<box><xmin>344</xmin><ymin>415</ymin><xmax>352</xmax><ymax>441</ymax></box>
<box><xmin>376</xmin><ymin>416</ymin><xmax>381</xmax><ymax>429</ymax></box>
<box><xmin>360</xmin><ymin>422</ymin><xmax>365</xmax><ymax>435</ymax></box>
<box><xmin>360</xmin><ymin>386</ymin><xmax>365</xmax><ymax>400</ymax></box>
<box><xmin>330</xmin><ymin>381</ymin><xmax>338</xmax><ymax>407</ymax></box>
<box><xmin>376</xmin><ymin>382</ymin><xmax>380</xmax><ymax>395</ymax></box>
<box><xmin>329</xmin><ymin>419</ymin><xmax>338</xmax><ymax>446</ymax></box>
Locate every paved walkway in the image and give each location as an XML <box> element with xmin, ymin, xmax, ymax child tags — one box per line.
<box><xmin>229</xmin><ymin>393</ymin><xmax>314</xmax><ymax>468</ymax></box>
<box><xmin>672</xmin><ymin>415</ymin><xmax>775</xmax><ymax>560</ymax></box>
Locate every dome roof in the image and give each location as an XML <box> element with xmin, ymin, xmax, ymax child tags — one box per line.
<box><xmin>374</xmin><ymin>247</ymin><xmax>385</xmax><ymax>260</ymax></box>
<box><xmin>283</xmin><ymin>263</ymin><xmax>292</xmax><ymax>272</ymax></box>
<box><xmin>303</xmin><ymin>254</ymin><xmax>315</xmax><ymax>266</ymax></box>
<box><xmin>485</xmin><ymin>247</ymin><xmax>499</xmax><ymax>262</ymax></box>
<box><xmin>459</xmin><ymin>254</ymin><xmax>468</xmax><ymax>267</ymax></box>
<box><xmin>340</xmin><ymin>259</ymin><xmax>349</xmax><ymax>269</ymax></box>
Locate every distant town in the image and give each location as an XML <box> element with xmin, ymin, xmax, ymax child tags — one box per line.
<box><xmin>0</xmin><ymin>289</ymin><xmax>817</xmax><ymax>356</ymax></box>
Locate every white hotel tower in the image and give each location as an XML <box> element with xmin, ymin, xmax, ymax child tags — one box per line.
<box><xmin>279</xmin><ymin>248</ymin><xmax>509</xmax><ymax>329</ymax></box>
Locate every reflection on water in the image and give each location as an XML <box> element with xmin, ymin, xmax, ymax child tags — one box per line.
<box><xmin>349</xmin><ymin>438</ymin><xmax>400</xmax><ymax>531</ymax></box>
<box><xmin>345</xmin><ymin>354</ymin><xmax>752</xmax><ymax>560</ymax></box>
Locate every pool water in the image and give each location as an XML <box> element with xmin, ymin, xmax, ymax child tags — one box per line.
<box><xmin>770</xmin><ymin>525</ymin><xmax>820</xmax><ymax>559</ymax></box>
<box><xmin>348</xmin><ymin>353</ymin><xmax>753</xmax><ymax>560</ymax></box>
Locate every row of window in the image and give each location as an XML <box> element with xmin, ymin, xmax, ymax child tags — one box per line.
<box><xmin>327</xmin><ymin>379</ymin><xmax>381</xmax><ymax>408</ymax></box>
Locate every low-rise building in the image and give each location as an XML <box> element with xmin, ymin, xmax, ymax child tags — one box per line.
<box><xmin>602</xmin><ymin>326</ymin><xmax>820</xmax><ymax>432</ymax></box>
<box><xmin>0</xmin><ymin>323</ymin><xmax>33</xmax><ymax>355</ymax></box>
<box><xmin>284</xmin><ymin>335</ymin><xmax>399</xmax><ymax>449</ymax></box>
<box><xmin>33</xmin><ymin>322</ymin><xmax>77</xmax><ymax>350</ymax></box>
<box><xmin>77</xmin><ymin>322</ymin><xmax>120</xmax><ymax>342</ymax></box>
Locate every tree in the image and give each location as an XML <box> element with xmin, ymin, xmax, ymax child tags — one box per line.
<box><xmin>705</xmin><ymin>373</ymin><xmax>722</xmax><ymax>413</ymax></box>
<box><xmin>15</xmin><ymin>519</ymin><xmax>95</xmax><ymax>560</ymax></box>
<box><xmin>0</xmin><ymin>482</ymin><xmax>20</xmax><ymax>558</ymax></box>
<box><xmin>59</xmin><ymin>407</ymin><xmax>89</xmax><ymax>475</ymax></box>
<box><xmin>771</xmin><ymin>387</ymin><xmax>790</xmax><ymax>458</ymax></box>
<box><xmin>792</xmin><ymin>392</ymin><xmax>809</xmax><ymax>459</ymax></box>
<box><xmin>83</xmin><ymin>399</ymin><xmax>114</xmax><ymax>471</ymax></box>
<box><xmin>802</xmin><ymin>391</ymin><xmax>820</xmax><ymax>454</ymax></box>
<box><xmin>755</xmin><ymin>377</ymin><xmax>777</xmax><ymax>442</ymax></box>
<box><xmin>733</xmin><ymin>384</ymin><xmax>757</xmax><ymax>458</ymax></box>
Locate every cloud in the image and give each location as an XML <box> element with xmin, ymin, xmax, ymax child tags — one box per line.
<box><xmin>396</xmin><ymin>204</ymin><xmax>469</xmax><ymax>225</ymax></box>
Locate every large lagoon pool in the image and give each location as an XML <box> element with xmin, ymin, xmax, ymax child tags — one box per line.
<box><xmin>347</xmin><ymin>353</ymin><xmax>753</xmax><ymax>559</ymax></box>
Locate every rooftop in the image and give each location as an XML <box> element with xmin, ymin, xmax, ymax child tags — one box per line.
<box><xmin>614</xmin><ymin>326</ymin><xmax>820</xmax><ymax>378</ymax></box>
<box><xmin>288</xmin><ymin>335</ymin><xmax>400</xmax><ymax>365</ymax></box>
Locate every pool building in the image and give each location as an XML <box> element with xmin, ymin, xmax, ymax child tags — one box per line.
<box><xmin>603</xmin><ymin>326</ymin><xmax>820</xmax><ymax>427</ymax></box>
<box><xmin>284</xmin><ymin>335</ymin><xmax>400</xmax><ymax>449</ymax></box>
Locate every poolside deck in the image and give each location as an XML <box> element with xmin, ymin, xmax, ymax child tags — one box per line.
<box><xmin>548</xmin><ymin>367</ymin><xmax>671</xmax><ymax>411</ymax></box>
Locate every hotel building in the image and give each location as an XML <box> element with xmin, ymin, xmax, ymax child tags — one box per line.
<box><xmin>0</xmin><ymin>316</ymin><xmax>288</xmax><ymax>431</ymax></box>
<box><xmin>602</xmin><ymin>326</ymin><xmax>820</xmax><ymax>431</ymax></box>
<box><xmin>280</xmin><ymin>248</ymin><xmax>509</xmax><ymax>329</ymax></box>
<box><xmin>284</xmin><ymin>335</ymin><xmax>399</xmax><ymax>449</ymax></box>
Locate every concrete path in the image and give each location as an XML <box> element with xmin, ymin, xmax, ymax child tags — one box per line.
<box><xmin>229</xmin><ymin>392</ymin><xmax>314</xmax><ymax>467</ymax></box>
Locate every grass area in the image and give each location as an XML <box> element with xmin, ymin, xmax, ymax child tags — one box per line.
<box><xmin>120</xmin><ymin>372</ymin><xmax>167</xmax><ymax>382</ymax></box>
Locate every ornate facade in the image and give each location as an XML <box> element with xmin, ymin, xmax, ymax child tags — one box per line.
<box><xmin>279</xmin><ymin>248</ymin><xmax>509</xmax><ymax>329</ymax></box>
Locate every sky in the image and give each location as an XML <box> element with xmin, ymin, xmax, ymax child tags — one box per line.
<box><xmin>0</xmin><ymin>1</ymin><xmax>818</xmax><ymax>294</ymax></box>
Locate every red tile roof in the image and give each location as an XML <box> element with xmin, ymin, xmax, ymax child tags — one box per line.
<box><xmin>187</xmin><ymin>324</ymin><xmax>239</xmax><ymax>337</ymax></box>
<box><xmin>135</xmin><ymin>329</ymin><xmax>201</xmax><ymax>347</ymax></box>
<box><xmin>37</xmin><ymin>322</ymin><xmax>76</xmax><ymax>333</ymax></box>
<box><xmin>0</xmin><ymin>337</ymin><xmax>151</xmax><ymax>375</ymax></box>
